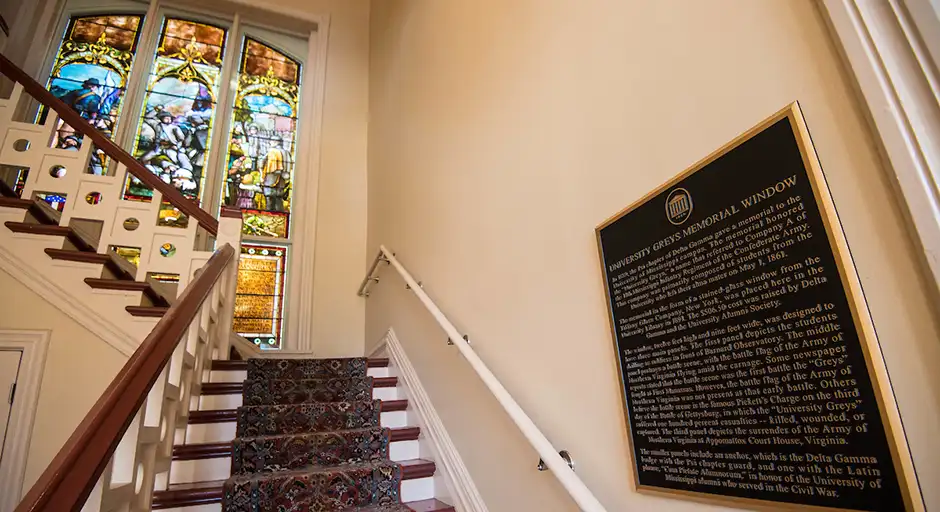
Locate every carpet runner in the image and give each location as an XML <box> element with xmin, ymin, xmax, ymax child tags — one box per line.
<box><xmin>223</xmin><ymin>358</ymin><xmax>406</xmax><ymax>511</ymax></box>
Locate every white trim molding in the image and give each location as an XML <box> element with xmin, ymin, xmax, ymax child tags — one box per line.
<box><xmin>375</xmin><ymin>328</ymin><xmax>488</xmax><ymax>512</ymax></box>
<box><xmin>818</xmin><ymin>0</ymin><xmax>940</xmax><ymax>291</ymax></box>
<box><xmin>0</xmin><ymin>329</ymin><xmax>50</xmax><ymax>512</ymax></box>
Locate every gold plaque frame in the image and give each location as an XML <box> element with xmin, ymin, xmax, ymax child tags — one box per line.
<box><xmin>595</xmin><ymin>103</ymin><xmax>924</xmax><ymax>512</ymax></box>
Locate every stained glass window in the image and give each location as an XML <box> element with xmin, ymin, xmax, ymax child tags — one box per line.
<box><xmin>123</xmin><ymin>18</ymin><xmax>227</xmax><ymax>228</ymax></box>
<box><xmin>42</xmin><ymin>14</ymin><xmax>144</xmax><ymax>175</ymax></box>
<box><xmin>220</xmin><ymin>38</ymin><xmax>300</xmax><ymax>239</ymax></box>
<box><xmin>233</xmin><ymin>243</ymin><xmax>287</xmax><ymax>348</ymax></box>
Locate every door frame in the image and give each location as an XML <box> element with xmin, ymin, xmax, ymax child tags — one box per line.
<box><xmin>0</xmin><ymin>329</ymin><xmax>50</xmax><ymax>512</ymax></box>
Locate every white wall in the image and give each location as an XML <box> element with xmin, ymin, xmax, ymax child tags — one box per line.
<box><xmin>0</xmin><ymin>269</ymin><xmax>126</xmax><ymax>495</ymax></box>
<box><xmin>367</xmin><ymin>1</ymin><xmax>940</xmax><ymax>510</ymax></box>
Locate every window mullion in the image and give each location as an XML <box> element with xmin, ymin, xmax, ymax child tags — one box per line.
<box><xmin>202</xmin><ymin>12</ymin><xmax>241</xmax><ymax>220</ymax></box>
<box><xmin>112</xmin><ymin>0</ymin><xmax>162</xmax><ymax>162</ymax></box>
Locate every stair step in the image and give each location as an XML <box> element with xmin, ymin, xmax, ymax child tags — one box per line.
<box><xmin>367</xmin><ymin>357</ymin><xmax>390</xmax><ymax>368</ymax></box>
<box><xmin>173</xmin><ymin>442</ymin><xmax>231</xmax><ymax>461</ymax></box>
<box><xmin>374</xmin><ymin>377</ymin><xmax>397</xmax><ymax>387</ymax></box>
<box><xmin>126</xmin><ymin>305</ymin><xmax>169</xmax><ymax>317</ymax></box>
<box><xmin>199</xmin><ymin>377</ymin><xmax>398</xmax><ymax>397</ymax></box>
<box><xmin>209</xmin><ymin>358</ymin><xmax>391</xmax><ymax>372</ymax></box>
<box><xmin>173</xmin><ymin>425</ymin><xmax>421</xmax><ymax>461</ymax></box>
<box><xmin>200</xmin><ymin>382</ymin><xmax>243</xmax><ymax>395</ymax></box>
<box><xmin>0</xmin><ymin>197</ymin><xmax>33</xmax><ymax>209</ymax></box>
<box><xmin>5</xmin><ymin>221</ymin><xmax>96</xmax><ymax>252</ymax></box>
<box><xmin>188</xmin><ymin>399</ymin><xmax>407</xmax><ymax>425</ymax></box>
<box><xmin>381</xmin><ymin>399</ymin><xmax>408</xmax><ymax>412</ymax></box>
<box><xmin>402</xmin><ymin>499</ymin><xmax>455</xmax><ymax>512</ymax></box>
<box><xmin>389</xmin><ymin>426</ymin><xmax>420</xmax><ymax>442</ymax></box>
<box><xmin>84</xmin><ymin>278</ymin><xmax>170</xmax><ymax>306</ymax></box>
<box><xmin>44</xmin><ymin>248</ymin><xmax>136</xmax><ymax>280</ymax></box>
<box><xmin>151</xmin><ymin>460</ymin><xmax>439</xmax><ymax>510</ymax></box>
<box><xmin>210</xmin><ymin>359</ymin><xmax>248</xmax><ymax>371</ymax></box>
<box><xmin>188</xmin><ymin>409</ymin><xmax>238</xmax><ymax>424</ymax></box>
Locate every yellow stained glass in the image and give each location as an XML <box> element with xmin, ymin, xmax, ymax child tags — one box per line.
<box><xmin>233</xmin><ymin>243</ymin><xmax>286</xmax><ymax>348</ymax></box>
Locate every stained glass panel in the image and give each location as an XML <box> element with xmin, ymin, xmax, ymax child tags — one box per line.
<box><xmin>42</xmin><ymin>14</ymin><xmax>144</xmax><ymax>175</ymax></box>
<box><xmin>124</xmin><ymin>18</ymin><xmax>227</xmax><ymax>228</ymax></box>
<box><xmin>221</xmin><ymin>38</ymin><xmax>300</xmax><ymax>239</ymax></box>
<box><xmin>109</xmin><ymin>245</ymin><xmax>141</xmax><ymax>266</ymax></box>
<box><xmin>233</xmin><ymin>243</ymin><xmax>287</xmax><ymax>348</ymax></box>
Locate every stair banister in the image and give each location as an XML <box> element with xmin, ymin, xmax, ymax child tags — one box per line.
<box><xmin>360</xmin><ymin>245</ymin><xmax>608</xmax><ymax>512</ymax></box>
<box><xmin>14</xmin><ymin>243</ymin><xmax>238</xmax><ymax>512</ymax></box>
<box><xmin>0</xmin><ymin>53</ymin><xmax>219</xmax><ymax>235</ymax></box>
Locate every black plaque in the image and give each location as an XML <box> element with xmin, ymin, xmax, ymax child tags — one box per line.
<box><xmin>596</xmin><ymin>104</ymin><xmax>917</xmax><ymax>511</ymax></box>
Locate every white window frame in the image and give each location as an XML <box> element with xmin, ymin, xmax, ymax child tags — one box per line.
<box><xmin>818</xmin><ymin>0</ymin><xmax>940</xmax><ymax>292</ymax></box>
<box><xmin>11</xmin><ymin>0</ymin><xmax>330</xmax><ymax>351</ymax></box>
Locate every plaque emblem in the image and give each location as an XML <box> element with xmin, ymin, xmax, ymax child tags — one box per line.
<box><xmin>665</xmin><ymin>188</ymin><xmax>692</xmax><ymax>225</ymax></box>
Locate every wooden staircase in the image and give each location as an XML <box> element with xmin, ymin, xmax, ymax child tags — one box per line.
<box><xmin>153</xmin><ymin>358</ymin><xmax>455</xmax><ymax>512</ymax></box>
<box><xmin>0</xmin><ymin>191</ymin><xmax>172</xmax><ymax>317</ymax></box>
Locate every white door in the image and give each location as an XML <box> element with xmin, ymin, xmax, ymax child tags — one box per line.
<box><xmin>0</xmin><ymin>350</ymin><xmax>21</xmax><ymax>464</ymax></box>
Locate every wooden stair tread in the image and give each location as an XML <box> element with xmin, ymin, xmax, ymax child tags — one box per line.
<box><xmin>188</xmin><ymin>399</ymin><xmax>406</xmax><ymax>424</ymax></box>
<box><xmin>367</xmin><ymin>357</ymin><xmax>390</xmax><ymax>368</ymax></box>
<box><xmin>0</xmin><ymin>197</ymin><xmax>32</xmax><ymax>209</ymax></box>
<box><xmin>0</xmin><ymin>197</ymin><xmax>61</xmax><ymax>225</ymax></box>
<box><xmin>172</xmin><ymin>426</ymin><xmax>421</xmax><ymax>461</ymax></box>
<box><xmin>405</xmin><ymin>499</ymin><xmax>456</xmax><ymax>512</ymax></box>
<box><xmin>44</xmin><ymin>248</ymin><xmax>136</xmax><ymax>281</ymax></box>
<box><xmin>211</xmin><ymin>359</ymin><xmax>248</xmax><ymax>371</ymax></box>
<box><xmin>151</xmin><ymin>460</ymin><xmax>438</xmax><ymax>509</ymax></box>
<box><xmin>188</xmin><ymin>409</ymin><xmax>237</xmax><ymax>424</ymax></box>
<box><xmin>374</xmin><ymin>376</ymin><xmax>397</xmax><ymax>387</ymax></box>
<box><xmin>152</xmin><ymin>464</ymin><xmax>437</xmax><ymax>509</ymax></box>
<box><xmin>199</xmin><ymin>377</ymin><xmax>398</xmax><ymax>396</ymax></box>
<box><xmin>84</xmin><ymin>278</ymin><xmax>171</xmax><ymax>306</ymax></box>
<box><xmin>209</xmin><ymin>358</ymin><xmax>390</xmax><ymax>372</ymax></box>
<box><xmin>381</xmin><ymin>399</ymin><xmax>408</xmax><ymax>412</ymax></box>
<box><xmin>201</xmin><ymin>382</ymin><xmax>244</xmax><ymax>395</ymax></box>
<box><xmin>152</xmin><ymin>494</ymin><xmax>450</xmax><ymax>511</ymax></box>
<box><xmin>126</xmin><ymin>305</ymin><xmax>168</xmax><ymax>317</ymax></box>
<box><xmin>5</xmin><ymin>220</ymin><xmax>96</xmax><ymax>252</ymax></box>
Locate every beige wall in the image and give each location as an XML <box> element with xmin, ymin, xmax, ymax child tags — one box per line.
<box><xmin>367</xmin><ymin>1</ymin><xmax>940</xmax><ymax>510</ymax></box>
<box><xmin>0</xmin><ymin>269</ymin><xmax>126</xmax><ymax>494</ymax></box>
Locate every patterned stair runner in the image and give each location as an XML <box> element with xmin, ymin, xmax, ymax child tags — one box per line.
<box><xmin>223</xmin><ymin>358</ymin><xmax>407</xmax><ymax>511</ymax></box>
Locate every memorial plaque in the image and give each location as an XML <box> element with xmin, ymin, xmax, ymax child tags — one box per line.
<box><xmin>596</xmin><ymin>104</ymin><xmax>919</xmax><ymax>511</ymax></box>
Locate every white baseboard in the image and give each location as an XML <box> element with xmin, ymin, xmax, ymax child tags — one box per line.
<box><xmin>377</xmin><ymin>328</ymin><xmax>488</xmax><ymax>512</ymax></box>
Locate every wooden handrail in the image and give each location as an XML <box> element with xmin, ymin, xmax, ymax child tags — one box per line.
<box><xmin>14</xmin><ymin>244</ymin><xmax>235</xmax><ymax>512</ymax></box>
<box><xmin>0</xmin><ymin>53</ymin><xmax>220</xmax><ymax>236</ymax></box>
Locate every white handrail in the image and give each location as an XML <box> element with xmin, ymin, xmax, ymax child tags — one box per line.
<box><xmin>365</xmin><ymin>245</ymin><xmax>608</xmax><ymax>512</ymax></box>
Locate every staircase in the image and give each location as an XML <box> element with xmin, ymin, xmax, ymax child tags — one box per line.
<box><xmin>0</xmin><ymin>190</ymin><xmax>172</xmax><ymax>318</ymax></box>
<box><xmin>0</xmin><ymin>54</ymin><xmax>459</xmax><ymax>511</ymax></box>
<box><xmin>153</xmin><ymin>357</ymin><xmax>454</xmax><ymax>512</ymax></box>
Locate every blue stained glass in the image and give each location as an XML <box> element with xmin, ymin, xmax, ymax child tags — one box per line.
<box><xmin>43</xmin><ymin>15</ymin><xmax>144</xmax><ymax>175</ymax></box>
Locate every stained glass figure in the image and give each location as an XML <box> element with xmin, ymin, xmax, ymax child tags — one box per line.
<box><xmin>233</xmin><ymin>243</ymin><xmax>287</xmax><ymax>348</ymax></box>
<box><xmin>221</xmin><ymin>38</ymin><xmax>300</xmax><ymax>239</ymax></box>
<box><xmin>42</xmin><ymin>15</ymin><xmax>144</xmax><ymax>175</ymax></box>
<box><xmin>123</xmin><ymin>18</ymin><xmax>227</xmax><ymax>228</ymax></box>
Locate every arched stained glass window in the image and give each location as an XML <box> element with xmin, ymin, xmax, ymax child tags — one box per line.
<box><xmin>221</xmin><ymin>38</ymin><xmax>301</xmax><ymax>239</ymax></box>
<box><xmin>123</xmin><ymin>18</ymin><xmax>228</xmax><ymax>229</ymax></box>
<box><xmin>42</xmin><ymin>14</ymin><xmax>144</xmax><ymax>175</ymax></box>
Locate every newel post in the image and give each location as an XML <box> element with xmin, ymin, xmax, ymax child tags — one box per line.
<box><xmin>216</xmin><ymin>207</ymin><xmax>243</xmax><ymax>359</ymax></box>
